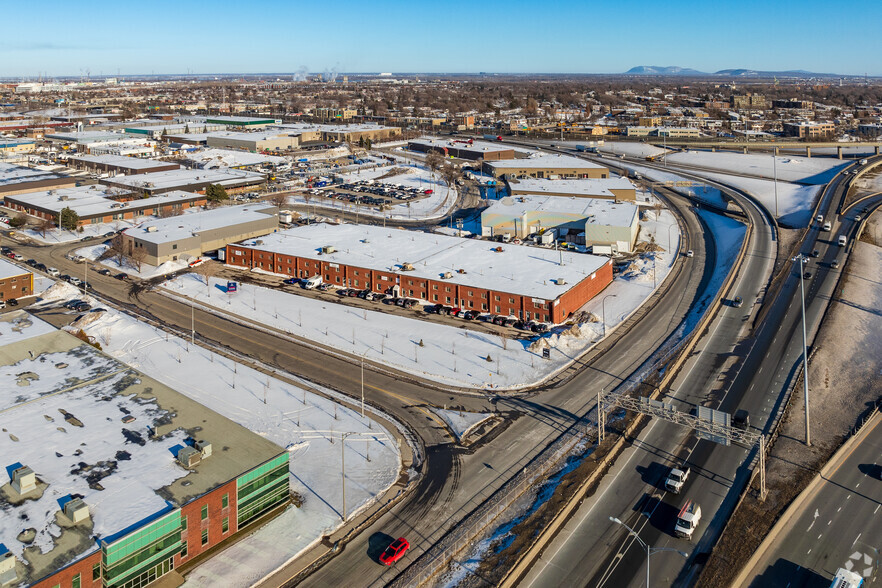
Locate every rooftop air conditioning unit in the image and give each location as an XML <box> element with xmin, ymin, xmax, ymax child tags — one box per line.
<box><xmin>11</xmin><ymin>466</ymin><xmax>37</xmax><ymax>496</ymax></box>
<box><xmin>255</xmin><ymin>240</ymin><xmax>264</xmax><ymax>245</ymax></box>
<box><xmin>401</xmin><ymin>262</ymin><xmax>414</xmax><ymax>271</ymax></box>
<box><xmin>63</xmin><ymin>498</ymin><xmax>90</xmax><ymax>524</ymax></box>
<box><xmin>177</xmin><ymin>446</ymin><xmax>201</xmax><ymax>468</ymax></box>
<box><xmin>442</xmin><ymin>271</ymin><xmax>453</xmax><ymax>279</ymax></box>
<box><xmin>194</xmin><ymin>440</ymin><xmax>212</xmax><ymax>458</ymax></box>
<box><xmin>555</xmin><ymin>278</ymin><xmax>567</xmax><ymax>285</ymax></box>
<box><xmin>146</xmin><ymin>226</ymin><xmax>158</xmax><ymax>232</ymax></box>
<box><xmin>321</xmin><ymin>245</ymin><xmax>336</xmax><ymax>254</ymax></box>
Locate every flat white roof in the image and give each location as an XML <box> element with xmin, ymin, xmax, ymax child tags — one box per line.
<box><xmin>0</xmin><ymin>257</ymin><xmax>31</xmax><ymax>280</ymax></box>
<box><xmin>68</xmin><ymin>154</ymin><xmax>179</xmax><ymax>171</ymax></box>
<box><xmin>124</xmin><ymin>204</ymin><xmax>277</xmax><ymax>244</ymax></box>
<box><xmin>8</xmin><ymin>185</ymin><xmax>203</xmax><ymax>217</ymax></box>
<box><xmin>206</xmin><ymin>116</ymin><xmax>277</xmax><ymax>123</ymax></box>
<box><xmin>508</xmin><ymin>177</ymin><xmax>635</xmax><ymax>197</ymax></box>
<box><xmin>409</xmin><ymin>137</ymin><xmax>513</xmax><ymax>154</ymax></box>
<box><xmin>0</xmin><ymin>162</ymin><xmax>68</xmax><ymax>186</ymax></box>
<box><xmin>488</xmin><ymin>153</ymin><xmax>607</xmax><ymax>170</ymax></box>
<box><xmin>104</xmin><ymin>167</ymin><xmax>265</xmax><ymax>191</ymax></box>
<box><xmin>233</xmin><ymin>223</ymin><xmax>609</xmax><ymax>300</ymax></box>
<box><xmin>205</xmin><ymin>130</ymin><xmax>293</xmax><ymax>142</ymax></box>
<box><xmin>45</xmin><ymin>131</ymin><xmax>130</xmax><ymax>143</ymax></box>
<box><xmin>485</xmin><ymin>195</ymin><xmax>639</xmax><ymax>228</ymax></box>
<box><xmin>272</xmin><ymin>123</ymin><xmax>398</xmax><ymax>134</ymax></box>
<box><xmin>184</xmin><ymin>148</ymin><xmax>287</xmax><ymax>169</ymax></box>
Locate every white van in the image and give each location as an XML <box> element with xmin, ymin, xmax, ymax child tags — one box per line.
<box><xmin>838</xmin><ymin>235</ymin><xmax>847</xmax><ymax>246</ymax></box>
<box><xmin>302</xmin><ymin>275</ymin><xmax>323</xmax><ymax>290</ymax></box>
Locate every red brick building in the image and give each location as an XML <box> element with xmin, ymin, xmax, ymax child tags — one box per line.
<box><xmin>226</xmin><ymin>225</ymin><xmax>613</xmax><ymax>323</ymax></box>
<box><xmin>0</xmin><ymin>259</ymin><xmax>33</xmax><ymax>302</ymax></box>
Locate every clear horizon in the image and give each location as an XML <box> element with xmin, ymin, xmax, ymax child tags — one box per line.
<box><xmin>1</xmin><ymin>0</ymin><xmax>879</xmax><ymax>78</ymax></box>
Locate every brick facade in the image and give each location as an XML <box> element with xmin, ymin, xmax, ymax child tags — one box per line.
<box><xmin>226</xmin><ymin>245</ymin><xmax>614</xmax><ymax>323</ymax></box>
<box><xmin>176</xmin><ymin>478</ymin><xmax>238</xmax><ymax>566</ymax></box>
<box><xmin>0</xmin><ymin>270</ymin><xmax>32</xmax><ymax>301</ymax></box>
<box><xmin>31</xmin><ymin>551</ymin><xmax>102</xmax><ymax>588</ymax></box>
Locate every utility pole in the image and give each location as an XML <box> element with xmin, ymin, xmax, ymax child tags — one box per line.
<box><xmin>341</xmin><ymin>432</ymin><xmax>355</xmax><ymax>520</ymax></box>
<box><xmin>773</xmin><ymin>155</ymin><xmax>779</xmax><ymax>218</ymax></box>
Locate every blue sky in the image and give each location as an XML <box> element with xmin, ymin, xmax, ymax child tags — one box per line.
<box><xmin>2</xmin><ymin>0</ymin><xmax>880</xmax><ymax>77</ymax></box>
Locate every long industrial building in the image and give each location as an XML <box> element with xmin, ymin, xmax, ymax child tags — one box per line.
<box><xmin>0</xmin><ymin>314</ymin><xmax>289</xmax><ymax>588</ymax></box>
<box><xmin>506</xmin><ymin>177</ymin><xmax>638</xmax><ymax>202</ymax></box>
<box><xmin>486</xmin><ymin>154</ymin><xmax>609</xmax><ymax>179</ymax></box>
<box><xmin>101</xmin><ymin>168</ymin><xmax>265</xmax><ymax>195</ymax></box>
<box><xmin>226</xmin><ymin>224</ymin><xmax>613</xmax><ymax>323</ymax></box>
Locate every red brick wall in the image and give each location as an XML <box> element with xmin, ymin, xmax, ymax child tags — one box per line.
<box><xmin>553</xmin><ymin>259</ymin><xmax>613</xmax><ymax>322</ymax></box>
<box><xmin>32</xmin><ymin>550</ymin><xmax>102</xmax><ymax>588</ymax></box>
<box><xmin>224</xmin><ymin>246</ymin><xmax>612</xmax><ymax>324</ymax></box>
<box><xmin>0</xmin><ymin>271</ymin><xmax>33</xmax><ymax>301</ymax></box>
<box><xmin>175</xmin><ymin>478</ymin><xmax>238</xmax><ymax>567</ymax></box>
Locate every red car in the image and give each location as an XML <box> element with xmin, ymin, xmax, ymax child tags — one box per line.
<box><xmin>379</xmin><ymin>537</ymin><xmax>409</xmax><ymax>565</ymax></box>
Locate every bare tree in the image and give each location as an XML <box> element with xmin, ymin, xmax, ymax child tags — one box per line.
<box><xmin>130</xmin><ymin>246</ymin><xmax>147</xmax><ymax>273</ymax></box>
<box><xmin>440</xmin><ymin>162</ymin><xmax>462</xmax><ymax>198</ymax></box>
<box><xmin>424</xmin><ymin>150</ymin><xmax>443</xmax><ymax>177</ymax></box>
<box><xmin>194</xmin><ymin>261</ymin><xmax>216</xmax><ymax>292</ymax></box>
<box><xmin>37</xmin><ymin>217</ymin><xmax>53</xmax><ymax>238</ymax></box>
<box><xmin>268</xmin><ymin>192</ymin><xmax>289</xmax><ymax>209</ymax></box>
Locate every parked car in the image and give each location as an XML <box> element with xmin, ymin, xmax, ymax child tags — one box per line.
<box><xmin>64</xmin><ymin>299</ymin><xmax>83</xmax><ymax>310</ymax></box>
<box><xmin>337</xmin><ymin>288</ymin><xmax>351</xmax><ymax>296</ymax></box>
<box><xmin>283</xmin><ymin>278</ymin><xmax>300</xmax><ymax>285</ymax></box>
<box><xmin>70</xmin><ymin>277</ymin><xmax>82</xmax><ymax>286</ymax></box>
<box><xmin>379</xmin><ymin>537</ymin><xmax>410</xmax><ymax>566</ymax></box>
<box><xmin>73</xmin><ymin>301</ymin><xmax>91</xmax><ymax>311</ymax></box>
<box><xmin>25</xmin><ymin>259</ymin><xmax>37</xmax><ymax>267</ymax></box>
<box><xmin>317</xmin><ymin>282</ymin><xmax>332</xmax><ymax>291</ymax></box>
<box><xmin>98</xmin><ymin>268</ymin><xmax>112</xmax><ymax>276</ymax></box>
<box><xmin>462</xmin><ymin>310</ymin><xmax>476</xmax><ymax>320</ymax></box>
<box><xmin>450</xmin><ymin>307</ymin><xmax>462</xmax><ymax>316</ymax></box>
<box><xmin>47</xmin><ymin>267</ymin><xmax>60</xmax><ymax>277</ymax></box>
<box><xmin>60</xmin><ymin>274</ymin><xmax>72</xmax><ymax>282</ymax></box>
<box><xmin>492</xmin><ymin>315</ymin><xmax>507</xmax><ymax>325</ymax></box>
<box><xmin>114</xmin><ymin>273</ymin><xmax>127</xmax><ymax>280</ymax></box>
<box><xmin>402</xmin><ymin>299</ymin><xmax>418</xmax><ymax>309</ymax></box>
<box><xmin>503</xmin><ymin>317</ymin><xmax>518</xmax><ymax>327</ymax></box>
<box><xmin>7</xmin><ymin>298</ymin><xmax>17</xmax><ymax>306</ymax></box>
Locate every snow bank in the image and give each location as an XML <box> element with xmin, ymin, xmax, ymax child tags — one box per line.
<box><xmin>665</xmin><ymin>151</ymin><xmax>848</xmax><ymax>184</ymax></box>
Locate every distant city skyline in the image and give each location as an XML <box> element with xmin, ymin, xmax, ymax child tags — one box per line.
<box><xmin>2</xmin><ymin>0</ymin><xmax>880</xmax><ymax>78</ymax></box>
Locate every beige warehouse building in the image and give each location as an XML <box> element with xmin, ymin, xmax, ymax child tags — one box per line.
<box><xmin>486</xmin><ymin>154</ymin><xmax>609</xmax><ymax>179</ymax></box>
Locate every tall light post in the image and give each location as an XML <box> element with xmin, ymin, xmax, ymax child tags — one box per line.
<box><xmin>190</xmin><ymin>297</ymin><xmax>195</xmax><ymax>345</ymax></box>
<box><xmin>608</xmin><ymin>516</ymin><xmax>688</xmax><ymax>588</ymax></box>
<box><xmin>667</xmin><ymin>222</ymin><xmax>676</xmax><ymax>256</ymax></box>
<box><xmin>794</xmin><ymin>254</ymin><xmax>811</xmax><ymax>446</ymax></box>
<box><xmin>360</xmin><ymin>349</ymin><xmax>369</xmax><ymax>418</ymax></box>
<box><xmin>341</xmin><ymin>431</ymin><xmax>355</xmax><ymax>520</ymax></box>
<box><xmin>602</xmin><ymin>294</ymin><xmax>617</xmax><ymax>338</ymax></box>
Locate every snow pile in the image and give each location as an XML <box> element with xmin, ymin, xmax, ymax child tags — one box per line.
<box><xmin>22</xmin><ymin>219</ymin><xmax>134</xmax><ymax>245</ymax></box>
<box><xmin>665</xmin><ymin>151</ymin><xmax>848</xmax><ymax>184</ymax></box>
<box><xmin>76</xmin><ymin>244</ymin><xmax>191</xmax><ymax>278</ymax></box>
<box><xmin>431</xmin><ymin>408</ymin><xmax>494</xmax><ymax>441</ymax></box>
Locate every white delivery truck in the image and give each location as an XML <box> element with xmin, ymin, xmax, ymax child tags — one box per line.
<box><xmin>302</xmin><ymin>275</ymin><xmax>323</xmax><ymax>290</ymax></box>
<box><xmin>674</xmin><ymin>500</ymin><xmax>702</xmax><ymax>540</ymax></box>
<box><xmin>665</xmin><ymin>466</ymin><xmax>690</xmax><ymax>494</ymax></box>
<box><xmin>830</xmin><ymin>567</ymin><xmax>864</xmax><ymax>588</ymax></box>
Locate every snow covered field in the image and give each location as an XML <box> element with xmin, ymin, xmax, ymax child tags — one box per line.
<box><xmin>597</xmin><ymin>142</ymin><xmax>669</xmax><ymax>159</ymax></box>
<box><xmin>20</xmin><ymin>219</ymin><xmax>134</xmax><ymax>245</ymax></box>
<box><xmin>665</xmin><ymin>151</ymin><xmax>848</xmax><ymax>184</ymax></box>
<box><xmin>36</xmin><ymin>283</ymin><xmax>403</xmax><ymax>587</ymax></box>
<box><xmin>160</xmin><ymin>209</ymin><xmax>680</xmax><ymax>390</ymax></box>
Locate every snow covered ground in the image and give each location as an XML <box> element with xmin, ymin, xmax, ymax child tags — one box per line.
<box><xmin>665</xmin><ymin>151</ymin><xmax>848</xmax><ymax>184</ymax></box>
<box><xmin>431</xmin><ymin>409</ymin><xmax>493</xmax><ymax>441</ymax></box>
<box><xmin>19</xmin><ymin>219</ymin><xmax>134</xmax><ymax>245</ymax></box>
<box><xmin>75</xmin><ymin>243</ymin><xmax>191</xmax><ymax>279</ymax></box>
<box><xmin>160</xmin><ymin>209</ymin><xmax>680</xmax><ymax>390</ymax></box>
<box><xmin>36</xmin><ymin>283</ymin><xmax>402</xmax><ymax>588</ymax></box>
<box><xmin>597</xmin><ymin>142</ymin><xmax>669</xmax><ymax>159</ymax></box>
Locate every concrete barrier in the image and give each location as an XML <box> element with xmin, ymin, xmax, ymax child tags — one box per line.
<box><xmin>731</xmin><ymin>410</ymin><xmax>881</xmax><ymax>587</ymax></box>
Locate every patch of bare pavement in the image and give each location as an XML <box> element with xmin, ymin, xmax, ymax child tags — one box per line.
<box><xmin>698</xmin><ymin>222</ymin><xmax>882</xmax><ymax>587</ymax></box>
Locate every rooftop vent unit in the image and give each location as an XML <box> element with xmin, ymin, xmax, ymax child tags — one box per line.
<box><xmin>555</xmin><ymin>278</ymin><xmax>567</xmax><ymax>285</ymax></box>
<box><xmin>10</xmin><ymin>466</ymin><xmax>37</xmax><ymax>496</ymax></box>
<box><xmin>194</xmin><ymin>440</ymin><xmax>212</xmax><ymax>458</ymax></box>
<box><xmin>495</xmin><ymin>246</ymin><xmax>504</xmax><ymax>252</ymax></box>
<box><xmin>146</xmin><ymin>226</ymin><xmax>158</xmax><ymax>232</ymax></box>
<box><xmin>401</xmin><ymin>262</ymin><xmax>414</xmax><ymax>271</ymax></box>
<box><xmin>62</xmin><ymin>497</ymin><xmax>90</xmax><ymax>524</ymax></box>
<box><xmin>321</xmin><ymin>245</ymin><xmax>336</xmax><ymax>254</ymax></box>
<box><xmin>457</xmin><ymin>269</ymin><xmax>466</xmax><ymax>274</ymax></box>
<box><xmin>58</xmin><ymin>195</ymin><xmax>68</xmax><ymax>201</ymax></box>
<box><xmin>442</xmin><ymin>271</ymin><xmax>453</xmax><ymax>279</ymax></box>
<box><xmin>255</xmin><ymin>240</ymin><xmax>264</xmax><ymax>246</ymax></box>
<box><xmin>177</xmin><ymin>446</ymin><xmax>201</xmax><ymax>468</ymax></box>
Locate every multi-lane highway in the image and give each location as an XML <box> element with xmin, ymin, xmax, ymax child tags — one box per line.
<box><xmin>747</xmin><ymin>414</ymin><xmax>882</xmax><ymax>587</ymax></box>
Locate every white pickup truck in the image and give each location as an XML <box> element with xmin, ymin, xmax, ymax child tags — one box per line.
<box><xmin>665</xmin><ymin>466</ymin><xmax>690</xmax><ymax>494</ymax></box>
<box><xmin>674</xmin><ymin>500</ymin><xmax>702</xmax><ymax>540</ymax></box>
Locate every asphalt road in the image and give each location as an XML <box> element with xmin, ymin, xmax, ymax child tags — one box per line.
<box><xmin>747</xmin><ymin>415</ymin><xmax>882</xmax><ymax>587</ymax></box>
<box><xmin>529</xmin><ymin>157</ymin><xmax>870</xmax><ymax>588</ymax></box>
<box><xmin>6</xmin><ymin>184</ymin><xmax>717</xmax><ymax>587</ymax></box>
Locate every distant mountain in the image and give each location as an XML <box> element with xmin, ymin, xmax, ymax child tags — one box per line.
<box><xmin>625</xmin><ymin>66</ymin><xmax>707</xmax><ymax>76</ymax></box>
<box><xmin>625</xmin><ymin>65</ymin><xmax>846</xmax><ymax>78</ymax></box>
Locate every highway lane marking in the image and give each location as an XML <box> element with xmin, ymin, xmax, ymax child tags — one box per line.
<box><xmin>874</xmin><ymin>504</ymin><xmax>880</xmax><ymax>515</ymax></box>
<box><xmin>854</xmin><ymin>533</ymin><xmax>862</xmax><ymax>545</ymax></box>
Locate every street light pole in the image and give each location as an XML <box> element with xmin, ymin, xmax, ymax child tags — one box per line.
<box><xmin>608</xmin><ymin>516</ymin><xmax>688</xmax><ymax>588</ymax></box>
<box><xmin>360</xmin><ymin>350</ymin><xmax>369</xmax><ymax>418</ymax></box>
<box><xmin>341</xmin><ymin>432</ymin><xmax>355</xmax><ymax>520</ymax></box>
<box><xmin>795</xmin><ymin>255</ymin><xmax>811</xmax><ymax>446</ymax></box>
<box><xmin>190</xmin><ymin>298</ymin><xmax>195</xmax><ymax>345</ymax></box>
<box><xmin>602</xmin><ymin>294</ymin><xmax>617</xmax><ymax>338</ymax></box>
<box><xmin>773</xmin><ymin>155</ymin><xmax>779</xmax><ymax>218</ymax></box>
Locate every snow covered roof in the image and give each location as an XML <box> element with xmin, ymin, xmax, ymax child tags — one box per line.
<box><xmin>68</xmin><ymin>154</ymin><xmax>179</xmax><ymax>171</ymax></box>
<box><xmin>508</xmin><ymin>177</ymin><xmax>635</xmax><ymax>197</ymax></box>
<box><xmin>409</xmin><ymin>137</ymin><xmax>513</xmax><ymax>154</ymax></box>
<box><xmin>0</xmin><ymin>317</ymin><xmax>284</xmax><ymax>583</ymax></box>
<box><xmin>183</xmin><ymin>148</ymin><xmax>287</xmax><ymax>169</ymax></box>
<box><xmin>485</xmin><ymin>195</ymin><xmax>639</xmax><ymax>228</ymax></box>
<box><xmin>124</xmin><ymin>204</ymin><xmax>277</xmax><ymax>244</ymax></box>
<box><xmin>205</xmin><ymin>130</ymin><xmax>292</xmax><ymax>142</ymax></box>
<box><xmin>103</xmin><ymin>167</ymin><xmax>265</xmax><ymax>192</ymax></box>
<box><xmin>45</xmin><ymin>131</ymin><xmax>131</xmax><ymax>144</ymax></box>
<box><xmin>272</xmin><ymin>122</ymin><xmax>398</xmax><ymax>134</ymax></box>
<box><xmin>0</xmin><ymin>257</ymin><xmax>32</xmax><ymax>280</ymax></box>
<box><xmin>234</xmin><ymin>223</ymin><xmax>610</xmax><ymax>300</ymax></box>
<box><xmin>7</xmin><ymin>185</ymin><xmax>204</xmax><ymax>217</ymax></box>
<box><xmin>487</xmin><ymin>153</ymin><xmax>607</xmax><ymax>170</ymax></box>
<box><xmin>0</xmin><ymin>162</ymin><xmax>68</xmax><ymax>186</ymax></box>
